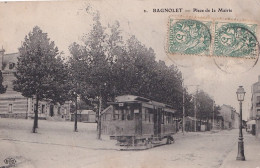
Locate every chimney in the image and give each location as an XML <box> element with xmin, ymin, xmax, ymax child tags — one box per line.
<box><xmin>0</xmin><ymin>47</ymin><xmax>5</xmax><ymax>70</ymax></box>
<box><xmin>258</xmin><ymin>75</ymin><xmax>260</xmax><ymax>82</ymax></box>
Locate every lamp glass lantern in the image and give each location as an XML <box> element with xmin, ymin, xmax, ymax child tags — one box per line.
<box><xmin>236</xmin><ymin>86</ymin><xmax>246</xmax><ymax>101</ymax></box>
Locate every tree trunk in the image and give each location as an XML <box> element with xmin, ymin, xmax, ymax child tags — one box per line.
<box><xmin>97</xmin><ymin>93</ymin><xmax>102</xmax><ymax>140</ymax></box>
<box><xmin>206</xmin><ymin>117</ymin><xmax>209</xmax><ymax>131</ymax></box>
<box><xmin>32</xmin><ymin>95</ymin><xmax>39</xmax><ymax>133</ymax></box>
<box><xmin>74</xmin><ymin>95</ymin><xmax>78</xmax><ymax>132</ymax></box>
<box><xmin>199</xmin><ymin>117</ymin><xmax>202</xmax><ymax>132</ymax></box>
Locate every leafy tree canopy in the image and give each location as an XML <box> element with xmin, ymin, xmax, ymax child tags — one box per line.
<box><xmin>0</xmin><ymin>70</ymin><xmax>6</xmax><ymax>94</ymax></box>
<box><xmin>14</xmin><ymin>26</ymin><xmax>69</xmax><ymax>104</ymax></box>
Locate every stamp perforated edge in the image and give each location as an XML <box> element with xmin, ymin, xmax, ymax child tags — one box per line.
<box><xmin>165</xmin><ymin>15</ymin><xmax>260</xmax><ymax>60</ymax></box>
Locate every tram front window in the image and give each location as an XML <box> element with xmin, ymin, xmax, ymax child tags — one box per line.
<box><xmin>113</xmin><ymin>110</ymin><xmax>119</xmax><ymax>120</ymax></box>
<box><xmin>113</xmin><ymin>106</ymin><xmax>134</xmax><ymax>121</ymax></box>
<box><xmin>121</xmin><ymin>109</ymin><xmax>125</xmax><ymax>120</ymax></box>
<box><xmin>127</xmin><ymin>108</ymin><xmax>134</xmax><ymax>120</ymax></box>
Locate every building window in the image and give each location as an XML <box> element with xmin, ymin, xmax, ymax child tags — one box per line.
<box><xmin>9</xmin><ymin>62</ymin><xmax>15</xmax><ymax>69</ymax></box>
<box><xmin>57</xmin><ymin>107</ymin><xmax>61</xmax><ymax>115</ymax></box>
<box><xmin>257</xmin><ymin>109</ymin><xmax>260</xmax><ymax>117</ymax></box>
<box><xmin>257</xmin><ymin>96</ymin><xmax>260</xmax><ymax>107</ymax></box>
<box><xmin>34</xmin><ymin>104</ymin><xmax>37</xmax><ymax>112</ymax></box>
<box><xmin>50</xmin><ymin>105</ymin><xmax>54</xmax><ymax>117</ymax></box>
<box><xmin>231</xmin><ymin>112</ymin><xmax>234</xmax><ymax>119</ymax></box>
<box><xmin>8</xmin><ymin>104</ymin><xmax>13</xmax><ymax>113</ymax></box>
<box><xmin>41</xmin><ymin>105</ymin><xmax>45</xmax><ymax>114</ymax></box>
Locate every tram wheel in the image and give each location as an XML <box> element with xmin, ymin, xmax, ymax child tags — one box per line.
<box><xmin>166</xmin><ymin>136</ymin><xmax>174</xmax><ymax>144</ymax></box>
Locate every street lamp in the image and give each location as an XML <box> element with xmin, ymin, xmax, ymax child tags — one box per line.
<box><xmin>212</xmin><ymin>100</ymin><xmax>215</xmax><ymax>130</ymax></box>
<box><xmin>236</xmin><ymin>86</ymin><xmax>246</xmax><ymax>161</ymax></box>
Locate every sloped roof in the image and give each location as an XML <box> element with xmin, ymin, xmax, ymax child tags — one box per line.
<box><xmin>0</xmin><ymin>91</ymin><xmax>25</xmax><ymax>99</ymax></box>
<box><xmin>2</xmin><ymin>53</ymin><xmax>19</xmax><ymax>64</ymax></box>
<box><xmin>2</xmin><ymin>53</ymin><xmax>19</xmax><ymax>71</ymax></box>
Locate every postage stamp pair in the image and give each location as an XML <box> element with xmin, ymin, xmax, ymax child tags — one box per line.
<box><xmin>167</xmin><ymin>16</ymin><xmax>259</xmax><ymax>59</ymax></box>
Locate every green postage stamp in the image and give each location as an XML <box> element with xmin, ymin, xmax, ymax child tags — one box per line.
<box><xmin>167</xmin><ymin>16</ymin><xmax>259</xmax><ymax>59</ymax></box>
<box><xmin>168</xmin><ymin>19</ymin><xmax>212</xmax><ymax>56</ymax></box>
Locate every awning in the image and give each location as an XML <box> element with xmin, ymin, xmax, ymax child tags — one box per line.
<box><xmin>247</xmin><ymin>120</ymin><xmax>256</xmax><ymax>125</ymax></box>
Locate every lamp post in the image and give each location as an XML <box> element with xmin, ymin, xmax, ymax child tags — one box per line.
<box><xmin>236</xmin><ymin>86</ymin><xmax>246</xmax><ymax>161</ymax></box>
<box><xmin>212</xmin><ymin>100</ymin><xmax>215</xmax><ymax>130</ymax></box>
<box><xmin>182</xmin><ymin>83</ymin><xmax>185</xmax><ymax>135</ymax></box>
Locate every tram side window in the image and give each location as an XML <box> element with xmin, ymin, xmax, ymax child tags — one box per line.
<box><xmin>145</xmin><ymin>108</ymin><xmax>149</xmax><ymax>122</ymax></box>
<box><xmin>165</xmin><ymin>113</ymin><xmax>171</xmax><ymax>124</ymax></box>
<box><xmin>142</xmin><ymin>107</ymin><xmax>146</xmax><ymax>121</ymax></box>
<box><xmin>165</xmin><ymin>113</ymin><xmax>168</xmax><ymax>124</ymax></box>
<box><xmin>142</xmin><ymin>108</ymin><xmax>146</xmax><ymax>122</ymax></box>
<box><xmin>167</xmin><ymin>113</ymin><xmax>171</xmax><ymax>124</ymax></box>
<box><xmin>169</xmin><ymin>113</ymin><xmax>173</xmax><ymax>124</ymax></box>
<box><xmin>124</xmin><ymin>109</ymin><xmax>128</xmax><ymax>120</ymax></box>
<box><xmin>142</xmin><ymin>108</ymin><xmax>150</xmax><ymax>123</ymax></box>
<box><xmin>149</xmin><ymin>110</ymin><xmax>154</xmax><ymax>123</ymax></box>
<box><xmin>161</xmin><ymin>111</ymin><xmax>165</xmax><ymax>124</ymax></box>
<box><xmin>133</xmin><ymin>108</ymin><xmax>139</xmax><ymax>118</ymax></box>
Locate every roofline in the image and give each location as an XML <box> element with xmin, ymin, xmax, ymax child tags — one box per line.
<box><xmin>3</xmin><ymin>52</ymin><xmax>19</xmax><ymax>56</ymax></box>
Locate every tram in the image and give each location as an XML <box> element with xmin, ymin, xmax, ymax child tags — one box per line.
<box><xmin>101</xmin><ymin>95</ymin><xmax>178</xmax><ymax>150</ymax></box>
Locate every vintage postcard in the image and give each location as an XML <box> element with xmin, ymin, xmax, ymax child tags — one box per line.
<box><xmin>0</xmin><ymin>0</ymin><xmax>260</xmax><ymax>168</ymax></box>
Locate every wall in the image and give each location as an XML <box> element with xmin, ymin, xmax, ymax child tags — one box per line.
<box><xmin>219</xmin><ymin>105</ymin><xmax>238</xmax><ymax>129</ymax></box>
<box><xmin>251</xmin><ymin>77</ymin><xmax>260</xmax><ymax>138</ymax></box>
<box><xmin>0</xmin><ymin>51</ymin><xmax>71</xmax><ymax>120</ymax></box>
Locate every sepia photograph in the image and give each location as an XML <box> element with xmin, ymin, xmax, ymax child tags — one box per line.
<box><xmin>0</xmin><ymin>0</ymin><xmax>260</xmax><ymax>167</ymax></box>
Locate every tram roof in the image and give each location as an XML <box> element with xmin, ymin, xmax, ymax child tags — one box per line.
<box><xmin>111</xmin><ymin>95</ymin><xmax>176</xmax><ymax>113</ymax></box>
<box><xmin>115</xmin><ymin>95</ymin><xmax>150</xmax><ymax>103</ymax></box>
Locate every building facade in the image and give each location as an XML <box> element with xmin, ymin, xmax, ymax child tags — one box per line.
<box><xmin>0</xmin><ymin>49</ymin><xmax>70</xmax><ymax>120</ymax></box>
<box><xmin>251</xmin><ymin>76</ymin><xmax>260</xmax><ymax>138</ymax></box>
<box><xmin>71</xmin><ymin>110</ymin><xmax>96</xmax><ymax>122</ymax></box>
<box><xmin>218</xmin><ymin>104</ymin><xmax>239</xmax><ymax>129</ymax></box>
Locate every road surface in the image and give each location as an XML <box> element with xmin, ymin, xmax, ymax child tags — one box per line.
<box><xmin>0</xmin><ymin>118</ymin><xmax>244</xmax><ymax>168</ymax></box>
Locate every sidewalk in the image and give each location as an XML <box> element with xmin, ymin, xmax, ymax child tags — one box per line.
<box><xmin>220</xmin><ymin>132</ymin><xmax>260</xmax><ymax>168</ymax></box>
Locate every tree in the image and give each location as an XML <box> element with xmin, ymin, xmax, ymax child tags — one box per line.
<box><xmin>14</xmin><ymin>26</ymin><xmax>69</xmax><ymax>133</ymax></box>
<box><xmin>112</xmin><ymin>36</ymin><xmax>156</xmax><ymax>98</ymax></box>
<box><xmin>183</xmin><ymin>89</ymin><xmax>194</xmax><ymax>117</ymax></box>
<box><xmin>195</xmin><ymin>90</ymin><xmax>219</xmax><ymax>126</ymax></box>
<box><xmin>69</xmin><ymin>12</ymin><xmax>113</xmax><ymax>137</ymax></box>
<box><xmin>68</xmin><ymin>42</ymin><xmax>90</xmax><ymax>132</ymax></box>
<box><xmin>69</xmin><ymin>9</ymin><xmax>189</xmax><ymax>137</ymax></box>
<box><xmin>0</xmin><ymin>70</ymin><xmax>6</xmax><ymax>94</ymax></box>
<box><xmin>84</xmin><ymin>13</ymin><xmax>116</xmax><ymax>139</ymax></box>
<box><xmin>111</xmin><ymin>35</ymin><xmax>186</xmax><ymax>117</ymax></box>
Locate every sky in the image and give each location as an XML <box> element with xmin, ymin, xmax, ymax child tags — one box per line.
<box><xmin>1</xmin><ymin>0</ymin><xmax>260</xmax><ymax>119</ymax></box>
